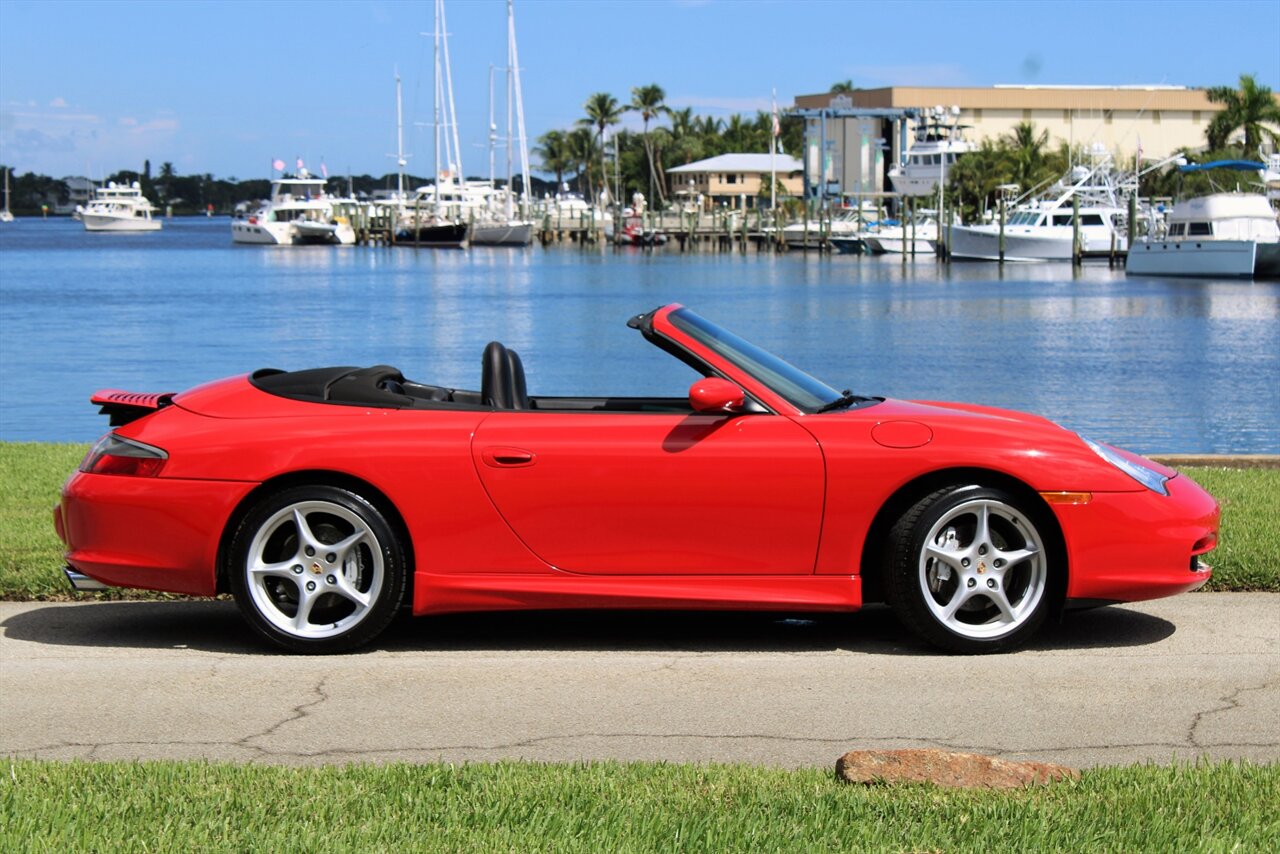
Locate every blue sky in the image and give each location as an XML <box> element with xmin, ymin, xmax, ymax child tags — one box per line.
<box><xmin>2</xmin><ymin>0</ymin><xmax>1278</xmax><ymax>181</ymax></box>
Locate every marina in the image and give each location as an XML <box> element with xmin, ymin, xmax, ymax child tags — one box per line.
<box><xmin>1</xmin><ymin>216</ymin><xmax>1276</xmax><ymax>454</ymax></box>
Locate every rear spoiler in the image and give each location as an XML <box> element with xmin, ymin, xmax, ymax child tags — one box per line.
<box><xmin>90</xmin><ymin>389</ymin><xmax>176</xmax><ymax>426</ymax></box>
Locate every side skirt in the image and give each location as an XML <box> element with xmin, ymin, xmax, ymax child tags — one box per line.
<box><xmin>412</xmin><ymin>572</ymin><xmax>862</xmax><ymax>616</ymax></box>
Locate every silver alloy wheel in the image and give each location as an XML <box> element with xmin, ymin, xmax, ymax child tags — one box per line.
<box><xmin>917</xmin><ymin>497</ymin><xmax>1046</xmax><ymax>641</ymax></box>
<box><xmin>244</xmin><ymin>499</ymin><xmax>385</xmax><ymax>640</ymax></box>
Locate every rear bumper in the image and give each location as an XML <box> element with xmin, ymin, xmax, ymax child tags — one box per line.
<box><xmin>55</xmin><ymin>472</ymin><xmax>257</xmax><ymax>596</ymax></box>
<box><xmin>1058</xmin><ymin>473</ymin><xmax>1219</xmax><ymax>603</ymax></box>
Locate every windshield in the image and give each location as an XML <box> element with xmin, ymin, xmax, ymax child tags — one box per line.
<box><xmin>667</xmin><ymin>308</ymin><xmax>847</xmax><ymax>412</ymax></box>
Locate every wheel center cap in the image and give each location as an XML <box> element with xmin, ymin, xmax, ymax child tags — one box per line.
<box><xmin>977</xmin><ymin>561</ymin><xmax>987</xmax><ymax>574</ymax></box>
<box><xmin>310</xmin><ymin>562</ymin><xmax>323</xmax><ymax>574</ymax></box>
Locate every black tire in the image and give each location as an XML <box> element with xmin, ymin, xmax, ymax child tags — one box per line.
<box><xmin>883</xmin><ymin>485</ymin><xmax>1055</xmax><ymax>654</ymax></box>
<box><xmin>228</xmin><ymin>485</ymin><xmax>407</xmax><ymax>653</ymax></box>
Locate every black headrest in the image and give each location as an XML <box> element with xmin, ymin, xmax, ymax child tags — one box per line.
<box><xmin>481</xmin><ymin>341</ymin><xmax>513</xmax><ymax>408</ymax></box>
<box><xmin>505</xmin><ymin>348</ymin><xmax>529</xmax><ymax>410</ymax></box>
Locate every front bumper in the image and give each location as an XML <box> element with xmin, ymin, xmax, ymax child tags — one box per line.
<box><xmin>1057</xmin><ymin>472</ymin><xmax>1219</xmax><ymax>603</ymax></box>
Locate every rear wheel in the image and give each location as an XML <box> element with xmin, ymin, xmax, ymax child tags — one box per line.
<box><xmin>229</xmin><ymin>485</ymin><xmax>406</xmax><ymax>653</ymax></box>
<box><xmin>884</xmin><ymin>485</ymin><xmax>1054</xmax><ymax>653</ymax></box>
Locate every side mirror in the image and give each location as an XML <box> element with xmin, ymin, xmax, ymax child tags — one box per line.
<box><xmin>689</xmin><ymin>377</ymin><xmax>746</xmax><ymax>414</ymax></box>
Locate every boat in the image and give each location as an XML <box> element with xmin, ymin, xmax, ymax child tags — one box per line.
<box><xmin>611</xmin><ymin>215</ymin><xmax>667</xmax><ymax>247</ymax></box>
<box><xmin>0</xmin><ymin>168</ymin><xmax>13</xmax><ymax>223</ymax></box>
<box><xmin>77</xmin><ymin>181</ymin><xmax>161</xmax><ymax>232</ymax></box>
<box><xmin>862</xmin><ymin>210</ymin><xmax>939</xmax><ymax>255</ymax></box>
<box><xmin>231</xmin><ymin>172</ymin><xmax>355</xmax><ymax>246</ymax></box>
<box><xmin>468</xmin><ymin>0</ymin><xmax>535</xmax><ymax>247</ymax></box>
<box><xmin>782</xmin><ymin>203</ymin><xmax>879</xmax><ymax>249</ymax></box>
<box><xmin>1126</xmin><ymin>161</ymin><xmax>1279</xmax><ymax>279</ymax></box>
<box><xmin>947</xmin><ymin>160</ymin><xmax>1129</xmax><ymax>261</ymax></box>
<box><xmin>888</xmin><ymin>106</ymin><xmax>974</xmax><ymax>197</ymax></box>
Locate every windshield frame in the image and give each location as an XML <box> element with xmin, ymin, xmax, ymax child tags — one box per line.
<box><xmin>661</xmin><ymin>307</ymin><xmax>851</xmax><ymax>413</ymax></box>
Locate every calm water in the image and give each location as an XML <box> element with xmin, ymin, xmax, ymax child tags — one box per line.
<box><xmin>1</xmin><ymin>217</ymin><xmax>1277</xmax><ymax>452</ymax></box>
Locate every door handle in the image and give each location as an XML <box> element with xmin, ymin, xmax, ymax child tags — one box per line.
<box><xmin>481</xmin><ymin>447</ymin><xmax>536</xmax><ymax>468</ymax></box>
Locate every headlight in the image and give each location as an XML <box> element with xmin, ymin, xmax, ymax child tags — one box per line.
<box><xmin>1080</xmin><ymin>436</ymin><xmax>1168</xmax><ymax>496</ymax></box>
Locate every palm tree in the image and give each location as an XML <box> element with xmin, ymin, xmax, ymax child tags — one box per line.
<box><xmin>534</xmin><ymin>130</ymin><xmax>573</xmax><ymax>193</ymax></box>
<box><xmin>565</xmin><ymin>127</ymin><xmax>598</xmax><ymax>200</ymax></box>
<box><xmin>158</xmin><ymin>161</ymin><xmax>176</xmax><ymax>201</ymax></box>
<box><xmin>1205</xmin><ymin>74</ymin><xmax>1280</xmax><ymax>152</ymax></box>
<box><xmin>579</xmin><ymin>92</ymin><xmax>623</xmax><ymax>205</ymax></box>
<box><xmin>1001</xmin><ymin>122</ymin><xmax>1061</xmax><ymax>195</ymax></box>
<box><xmin>830</xmin><ymin>79</ymin><xmax>855</xmax><ymax>94</ymax></box>
<box><xmin>629</xmin><ymin>83</ymin><xmax>669</xmax><ymax>206</ymax></box>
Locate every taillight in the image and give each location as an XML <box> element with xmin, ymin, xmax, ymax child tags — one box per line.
<box><xmin>80</xmin><ymin>434</ymin><xmax>168</xmax><ymax>477</ymax></box>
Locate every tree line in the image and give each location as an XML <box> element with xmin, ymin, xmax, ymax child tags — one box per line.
<box><xmin>536</xmin><ymin>83</ymin><xmax>804</xmax><ymax>208</ymax></box>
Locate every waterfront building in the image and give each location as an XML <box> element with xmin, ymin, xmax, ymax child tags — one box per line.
<box><xmin>794</xmin><ymin>85</ymin><xmax>1280</xmax><ymax>197</ymax></box>
<box><xmin>667</xmin><ymin>153</ymin><xmax>804</xmax><ymax>210</ymax></box>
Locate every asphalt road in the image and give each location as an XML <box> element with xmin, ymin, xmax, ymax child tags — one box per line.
<box><xmin>2</xmin><ymin>594</ymin><xmax>1277</xmax><ymax>769</ymax></box>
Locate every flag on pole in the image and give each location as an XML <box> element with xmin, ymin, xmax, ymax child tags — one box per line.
<box><xmin>272</xmin><ymin>159</ymin><xmax>285</xmax><ymax>172</ymax></box>
<box><xmin>320</xmin><ymin>161</ymin><xmax>328</xmax><ymax>179</ymax></box>
<box><xmin>771</xmin><ymin>90</ymin><xmax>780</xmax><ymax>138</ymax></box>
<box><xmin>296</xmin><ymin>157</ymin><xmax>305</xmax><ymax>172</ymax></box>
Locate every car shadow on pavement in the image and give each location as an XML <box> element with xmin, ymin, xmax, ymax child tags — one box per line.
<box><xmin>2</xmin><ymin>600</ymin><xmax>1175</xmax><ymax>656</ymax></box>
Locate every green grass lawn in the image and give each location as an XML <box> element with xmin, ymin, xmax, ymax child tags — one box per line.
<box><xmin>2</xmin><ymin>759</ymin><xmax>1276</xmax><ymax>852</ymax></box>
<box><xmin>2</xmin><ymin>442</ymin><xmax>1276</xmax><ymax>598</ymax></box>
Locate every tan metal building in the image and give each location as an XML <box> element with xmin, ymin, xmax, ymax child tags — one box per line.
<box><xmin>795</xmin><ymin>85</ymin><xmax>1280</xmax><ymax>178</ymax></box>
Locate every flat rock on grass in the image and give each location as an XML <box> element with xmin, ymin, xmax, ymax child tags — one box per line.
<box><xmin>836</xmin><ymin>749</ymin><xmax>1079</xmax><ymax>789</ymax></box>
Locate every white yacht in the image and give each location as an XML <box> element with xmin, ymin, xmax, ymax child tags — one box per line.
<box><xmin>783</xmin><ymin>202</ymin><xmax>879</xmax><ymax>249</ymax></box>
<box><xmin>1127</xmin><ymin>191</ymin><xmax>1279</xmax><ymax>279</ymax></box>
<box><xmin>948</xmin><ymin>162</ymin><xmax>1128</xmax><ymax>261</ymax></box>
<box><xmin>78</xmin><ymin>181</ymin><xmax>161</xmax><ymax>232</ymax></box>
<box><xmin>231</xmin><ymin>172</ymin><xmax>355</xmax><ymax>246</ymax></box>
<box><xmin>888</xmin><ymin>106</ymin><xmax>974</xmax><ymax>197</ymax></box>
<box><xmin>862</xmin><ymin>210</ymin><xmax>939</xmax><ymax>255</ymax></box>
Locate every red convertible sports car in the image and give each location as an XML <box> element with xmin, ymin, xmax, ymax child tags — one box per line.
<box><xmin>55</xmin><ymin>304</ymin><xmax>1219</xmax><ymax>654</ymax></box>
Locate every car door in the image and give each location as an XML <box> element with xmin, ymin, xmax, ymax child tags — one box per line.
<box><xmin>471</xmin><ymin>411</ymin><xmax>824</xmax><ymax>574</ymax></box>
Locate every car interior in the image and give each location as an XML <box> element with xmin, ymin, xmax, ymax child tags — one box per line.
<box><xmin>249</xmin><ymin>341</ymin><xmax>746</xmax><ymax>415</ymax></box>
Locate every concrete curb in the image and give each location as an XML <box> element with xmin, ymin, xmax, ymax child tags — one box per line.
<box><xmin>1151</xmin><ymin>455</ymin><xmax>1280</xmax><ymax>469</ymax></box>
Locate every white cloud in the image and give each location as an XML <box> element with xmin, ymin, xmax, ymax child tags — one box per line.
<box><xmin>49</xmin><ymin>97</ymin><xmax>68</xmax><ymax>108</ymax></box>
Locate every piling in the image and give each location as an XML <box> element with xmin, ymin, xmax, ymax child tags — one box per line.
<box><xmin>998</xmin><ymin>196</ymin><xmax>1006</xmax><ymax>264</ymax></box>
<box><xmin>1072</xmin><ymin>194</ymin><xmax>1081</xmax><ymax>266</ymax></box>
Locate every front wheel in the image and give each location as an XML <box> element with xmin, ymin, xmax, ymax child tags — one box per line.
<box><xmin>228</xmin><ymin>485</ymin><xmax>407</xmax><ymax>653</ymax></box>
<box><xmin>883</xmin><ymin>486</ymin><xmax>1056</xmax><ymax>654</ymax></box>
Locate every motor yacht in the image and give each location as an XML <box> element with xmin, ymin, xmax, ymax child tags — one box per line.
<box><xmin>948</xmin><ymin>162</ymin><xmax>1129</xmax><ymax>261</ymax></box>
<box><xmin>78</xmin><ymin>181</ymin><xmax>161</xmax><ymax>232</ymax></box>
<box><xmin>1127</xmin><ymin>162</ymin><xmax>1279</xmax><ymax>278</ymax></box>
<box><xmin>862</xmin><ymin>210</ymin><xmax>939</xmax><ymax>255</ymax></box>
<box><xmin>231</xmin><ymin>172</ymin><xmax>355</xmax><ymax>246</ymax></box>
<box><xmin>888</xmin><ymin>106</ymin><xmax>974</xmax><ymax>198</ymax></box>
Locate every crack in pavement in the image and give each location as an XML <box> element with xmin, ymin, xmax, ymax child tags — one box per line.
<box><xmin>13</xmin><ymin>728</ymin><xmax>1277</xmax><ymax>764</ymax></box>
<box><xmin>1187</xmin><ymin>677</ymin><xmax>1279</xmax><ymax>749</ymax></box>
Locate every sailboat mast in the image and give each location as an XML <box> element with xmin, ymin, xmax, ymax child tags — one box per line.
<box><xmin>488</xmin><ymin>64</ymin><xmax>497</xmax><ymax>193</ymax></box>
<box><xmin>509</xmin><ymin>0</ymin><xmax>530</xmax><ymax>217</ymax></box>
<box><xmin>433</xmin><ymin>0</ymin><xmax>442</xmax><ymax>216</ymax></box>
<box><xmin>440</xmin><ymin>0</ymin><xmax>464</xmax><ymax>188</ymax></box>
<box><xmin>396</xmin><ymin>73</ymin><xmax>406</xmax><ymax>199</ymax></box>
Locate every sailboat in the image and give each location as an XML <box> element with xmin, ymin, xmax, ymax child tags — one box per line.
<box><xmin>469</xmin><ymin>0</ymin><xmax>534</xmax><ymax>247</ymax></box>
<box><xmin>395</xmin><ymin>0</ymin><xmax>469</xmax><ymax>248</ymax></box>
<box><xmin>0</xmin><ymin>167</ymin><xmax>14</xmax><ymax>222</ymax></box>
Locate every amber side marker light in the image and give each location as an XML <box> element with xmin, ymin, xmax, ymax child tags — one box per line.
<box><xmin>1038</xmin><ymin>491</ymin><xmax>1093</xmax><ymax>505</ymax></box>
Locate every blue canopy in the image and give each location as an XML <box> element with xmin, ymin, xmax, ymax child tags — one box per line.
<box><xmin>1178</xmin><ymin>159</ymin><xmax>1266</xmax><ymax>172</ymax></box>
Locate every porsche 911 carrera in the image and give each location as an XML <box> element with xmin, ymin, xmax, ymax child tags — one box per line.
<box><xmin>54</xmin><ymin>304</ymin><xmax>1219</xmax><ymax>653</ymax></box>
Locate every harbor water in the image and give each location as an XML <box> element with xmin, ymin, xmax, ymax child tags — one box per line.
<box><xmin>1</xmin><ymin>216</ymin><xmax>1277</xmax><ymax>453</ymax></box>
